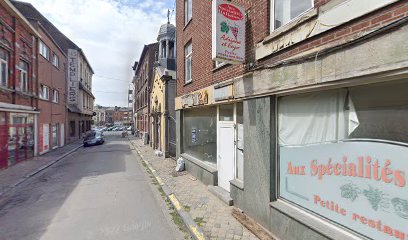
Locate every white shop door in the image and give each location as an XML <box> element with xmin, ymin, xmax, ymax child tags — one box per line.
<box><xmin>217</xmin><ymin>123</ymin><xmax>235</xmax><ymax>192</ymax></box>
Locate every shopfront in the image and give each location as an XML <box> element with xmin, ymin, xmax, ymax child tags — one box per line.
<box><xmin>277</xmin><ymin>79</ymin><xmax>408</xmax><ymax>239</ymax></box>
<box><xmin>181</xmin><ymin>102</ymin><xmax>244</xmax><ymax>192</ymax></box>
<box><xmin>182</xmin><ymin>106</ymin><xmax>217</xmax><ymax>168</ymax></box>
<box><xmin>0</xmin><ymin>112</ymin><xmax>36</xmax><ymax>169</ymax></box>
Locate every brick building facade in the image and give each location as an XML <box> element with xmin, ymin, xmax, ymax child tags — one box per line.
<box><xmin>176</xmin><ymin>0</ymin><xmax>408</xmax><ymax>239</ymax></box>
<box><xmin>132</xmin><ymin>43</ymin><xmax>159</xmax><ymax>143</ymax></box>
<box><xmin>13</xmin><ymin>1</ymin><xmax>95</xmax><ymax>143</ymax></box>
<box><xmin>0</xmin><ymin>0</ymin><xmax>40</xmax><ymax>169</ymax></box>
<box><xmin>29</xmin><ymin>21</ymin><xmax>67</xmax><ymax>154</ymax></box>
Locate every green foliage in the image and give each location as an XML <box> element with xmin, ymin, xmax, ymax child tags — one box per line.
<box><xmin>221</xmin><ymin>22</ymin><xmax>229</xmax><ymax>34</ymax></box>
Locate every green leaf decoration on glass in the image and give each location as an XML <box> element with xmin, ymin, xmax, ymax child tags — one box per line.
<box><xmin>391</xmin><ymin>198</ymin><xmax>408</xmax><ymax>219</ymax></box>
<box><xmin>363</xmin><ymin>185</ymin><xmax>390</xmax><ymax>211</ymax></box>
<box><xmin>340</xmin><ymin>183</ymin><xmax>360</xmax><ymax>202</ymax></box>
<box><xmin>221</xmin><ymin>22</ymin><xmax>230</xmax><ymax>34</ymax></box>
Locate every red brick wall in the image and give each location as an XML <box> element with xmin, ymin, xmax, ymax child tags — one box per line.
<box><xmin>260</xmin><ymin>0</ymin><xmax>408</xmax><ymax>66</ymax></box>
<box><xmin>176</xmin><ymin>0</ymin><xmax>256</xmax><ymax>97</ymax></box>
<box><xmin>36</xmin><ymin>26</ymin><xmax>67</xmax><ymax>149</ymax></box>
<box><xmin>176</xmin><ymin>0</ymin><xmax>408</xmax><ymax>97</ymax></box>
<box><xmin>0</xmin><ymin>3</ymin><xmax>38</xmax><ymax>108</ymax></box>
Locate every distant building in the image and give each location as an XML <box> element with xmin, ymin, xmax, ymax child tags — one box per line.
<box><xmin>105</xmin><ymin>107</ymin><xmax>114</xmax><ymax>125</ymax></box>
<box><xmin>132</xmin><ymin>43</ymin><xmax>158</xmax><ymax>144</ymax></box>
<box><xmin>93</xmin><ymin>106</ymin><xmax>106</xmax><ymax>126</ymax></box>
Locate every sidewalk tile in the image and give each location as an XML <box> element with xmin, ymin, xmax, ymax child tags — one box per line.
<box><xmin>129</xmin><ymin>137</ymin><xmax>258</xmax><ymax>240</ymax></box>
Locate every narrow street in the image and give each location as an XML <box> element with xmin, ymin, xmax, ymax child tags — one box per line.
<box><xmin>0</xmin><ymin>133</ymin><xmax>185</xmax><ymax>240</ymax></box>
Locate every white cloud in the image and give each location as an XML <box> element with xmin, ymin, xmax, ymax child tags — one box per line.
<box><xmin>24</xmin><ymin>0</ymin><xmax>174</xmax><ymax>107</ymax></box>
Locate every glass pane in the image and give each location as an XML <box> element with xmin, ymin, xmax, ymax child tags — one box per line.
<box><xmin>1</xmin><ymin>62</ymin><xmax>6</xmax><ymax>86</ymax></box>
<box><xmin>26</xmin><ymin>126</ymin><xmax>34</xmax><ymax>159</ymax></box>
<box><xmin>0</xmin><ymin>48</ymin><xmax>7</xmax><ymax>60</ymax></box>
<box><xmin>291</xmin><ymin>0</ymin><xmax>312</xmax><ymax>19</ymax></box>
<box><xmin>274</xmin><ymin>0</ymin><xmax>312</xmax><ymax>29</ymax></box>
<box><xmin>219</xmin><ymin>104</ymin><xmax>234</xmax><ymax>121</ymax></box>
<box><xmin>19</xmin><ymin>61</ymin><xmax>28</xmax><ymax>70</ymax></box>
<box><xmin>183</xmin><ymin>107</ymin><xmax>217</xmax><ymax>168</ymax></box>
<box><xmin>185</xmin><ymin>58</ymin><xmax>191</xmax><ymax>81</ymax></box>
<box><xmin>8</xmin><ymin>127</ymin><xmax>17</xmax><ymax>166</ymax></box>
<box><xmin>17</xmin><ymin>127</ymin><xmax>26</xmax><ymax>161</ymax></box>
<box><xmin>52</xmin><ymin>124</ymin><xmax>58</xmax><ymax>147</ymax></box>
<box><xmin>349</xmin><ymin>80</ymin><xmax>408</xmax><ymax>143</ymax></box>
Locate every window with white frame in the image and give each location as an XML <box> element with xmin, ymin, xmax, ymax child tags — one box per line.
<box><xmin>52</xmin><ymin>53</ymin><xmax>59</xmax><ymax>68</ymax></box>
<box><xmin>215</xmin><ymin>61</ymin><xmax>226</xmax><ymax>69</ymax></box>
<box><xmin>40</xmin><ymin>84</ymin><xmax>49</xmax><ymax>100</ymax></box>
<box><xmin>52</xmin><ymin>89</ymin><xmax>59</xmax><ymax>103</ymax></box>
<box><xmin>0</xmin><ymin>48</ymin><xmax>8</xmax><ymax>87</ymax></box>
<box><xmin>39</xmin><ymin>41</ymin><xmax>50</xmax><ymax>60</ymax></box>
<box><xmin>184</xmin><ymin>0</ymin><xmax>192</xmax><ymax>25</ymax></box>
<box><xmin>19</xmin><ymin>61</ymin><xmax>28</xmax><ymax>93</ymax></box>
<box><xmin>184</xmin><ymin>42</ymin><xmax>192</xmax><ymax>84</ymax></box>
<box><xmin>272</xmin><ymin>0</ymin><xmax>313</xmax><ymax>30</ymax></box>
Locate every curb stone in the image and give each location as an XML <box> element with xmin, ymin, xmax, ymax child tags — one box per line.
<box><xmin>129</xmin><ymin>139</ymin><xmax>208</xmax><ymax>240</ymax></box>
<box><xmin>0</xmin><ymin>144</ymin><xmax>82</xmax><ymax>198</ymax></box>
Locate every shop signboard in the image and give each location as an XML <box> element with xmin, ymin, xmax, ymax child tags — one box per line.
<box><xmin>212</xmin><ymin>0</ymin><xmax>245</xmax><ymax>64</ymax></box>
<box><xmin>280</xmin><ymin>141</ymin><xmax>408</xmax><ymax>240</ymax></box>
<box><xmin>67</xmin><ymin>49</ymin><xmax>79</xmax><ymax>105</ymax></box>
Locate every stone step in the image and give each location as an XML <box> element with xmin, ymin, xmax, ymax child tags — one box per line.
<box><xmin>208</xmin><ymin>185</ymin><xmax>233</xmax><ymax>206</ymax></box>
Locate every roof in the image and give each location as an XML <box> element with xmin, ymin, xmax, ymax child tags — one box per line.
<box><xmin>1</xmin><ymin>0</ymin><xmax>40</xmax><ymax>37</ymax></box>
<box><xmin>11</xmin><ymin>0</ymin><xmax>94</xmax><ymax>74</ymax></box>
<box><xmin>157</xmin><ymin>23</ymin><xmax>176</xmax><ymax>41</ymax></box>
<box><xmin>134</xmin><ymin>42</ymin><xmax>158</xmax><ymax>76</ymax></box>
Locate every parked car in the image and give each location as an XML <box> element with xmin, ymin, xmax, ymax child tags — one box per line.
<box><xmin>127</xmin><ymin>126</ymin><xmax>132</xmax><ymax>131</ymax></box>
<box><xmin>83</xmin><ymin>131</ymin><xmax>105</xmax><ymax>147</ymax></box>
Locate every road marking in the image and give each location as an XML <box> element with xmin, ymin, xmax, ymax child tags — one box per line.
<box><xmin>190</xmin><ymin>225</ymin><xmax>206</xmax><ymax>240</ymax></box>
<box><xmin>168</xmin><ymin>194</ymin><xmax>182</xmax><ymax>211</ymax></box>
<box><xmin>156</xmin><ymin>177</ymin><xmax>164</xmax><ymax>186</ymax></box>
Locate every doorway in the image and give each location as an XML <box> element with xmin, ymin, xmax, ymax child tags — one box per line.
<box><xmin>217</xmin><ymin>104</ymin><xmax>235</xmax><ymax>192</ymax></box>
<box><xmin>217</xmin><ymin>122</ymin><xmax>235</xmax><ymax>191</ymax></box>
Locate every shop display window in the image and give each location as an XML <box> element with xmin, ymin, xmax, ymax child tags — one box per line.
<box><xmin>277</xmin><ymin>80</ymin><xmax>408</xmax><ymax>240</ymax></box>
<box><xmin>183</xmin><ymin>107</ymin><xmax>217</xmax><ymax>168</ymax></box>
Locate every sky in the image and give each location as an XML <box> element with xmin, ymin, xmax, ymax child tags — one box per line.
<box><xmin>23</xmin><ymin>0</ymin><xmax>175</xmax><ymax>107</ymax></box>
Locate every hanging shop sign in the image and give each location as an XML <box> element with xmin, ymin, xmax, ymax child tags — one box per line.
<box><xmin>280</xmin><ymin>141</ymin><xmax>408</xmax><ymax>240</ymax></box>
<box><xmin>212</xmin><ymin>0</ymin><xmax>245</xmax><ymax>64</ymax></box>
<box><xmin>67</xmin><ymin>49</ymin><xmax>79</xmax><ymax>105</ymax></box>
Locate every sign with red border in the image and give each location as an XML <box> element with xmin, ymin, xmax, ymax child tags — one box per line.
<box><xmin>212</xmin><ymin>0</ymin><xmax>245</xmax><ymax>64</ymax></box>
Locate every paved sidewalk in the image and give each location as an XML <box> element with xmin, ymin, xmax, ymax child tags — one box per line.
<box><xmin>129</xmin><ymin>137</ymin><xmax>258</xmax><ymax>240</ymax></box>
<box><xmin>0</xmin><ymin>140</ymin><xmax>83</xmax><ymax>197</ymax></box>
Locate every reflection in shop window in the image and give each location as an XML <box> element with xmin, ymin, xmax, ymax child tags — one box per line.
<box><xmin>277</xmin><ymin>80</ymin><xmax>408</xmax><ymax>239</ymax></box>
<box><xmin>183</xmin><ymin>107</ymin><xmax>217</xmax><ymax>168</ymax></box>
<box><xmin>7</xmin><ymin>113</ymin><xmax>34</xmax><ymax>167</ymax></box>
